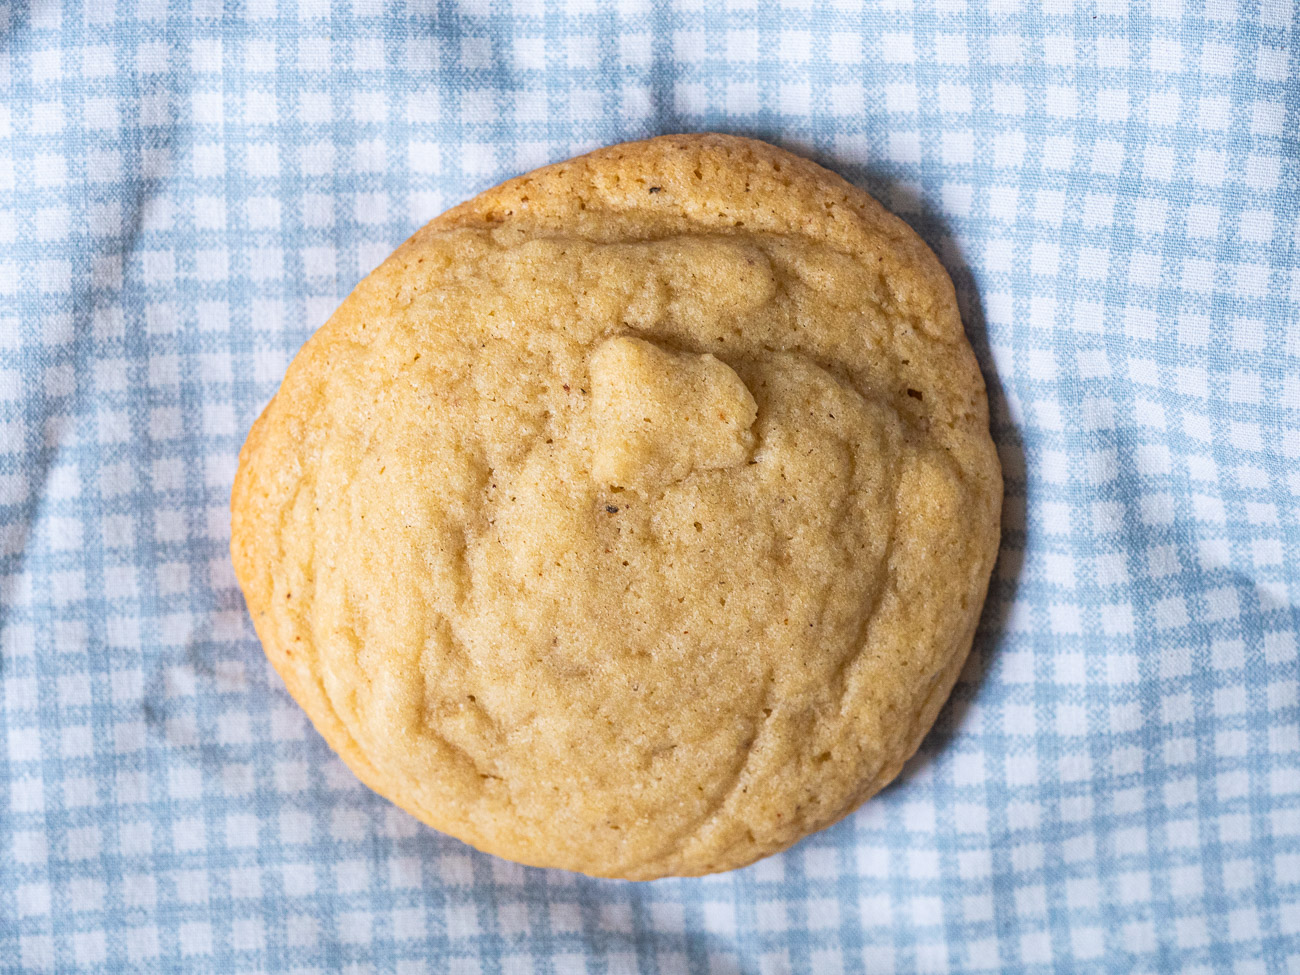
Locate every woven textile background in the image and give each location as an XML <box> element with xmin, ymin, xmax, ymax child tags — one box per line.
<box><xmin>2</xmin><ymin>0</ymin><xmax>1298</xmax><ymax>972</ymax></box>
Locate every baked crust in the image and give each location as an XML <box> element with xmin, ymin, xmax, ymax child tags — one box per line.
<box><xmin>231</xmin><ymin>134</ymin><xmax>1002</xmax><ymax>879</ymax></box>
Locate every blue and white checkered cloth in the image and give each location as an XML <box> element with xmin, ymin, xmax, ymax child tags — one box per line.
<box><xmin>2</xmin><ymin>1</ymin><xmax>1297</xmax><ymax>971</ymax></box>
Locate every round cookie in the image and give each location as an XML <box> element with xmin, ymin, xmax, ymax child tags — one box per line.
<box><xmin>231</xmin><ymin>134</ymin><xmax>1002</xmax><ymax>879</ymax></box>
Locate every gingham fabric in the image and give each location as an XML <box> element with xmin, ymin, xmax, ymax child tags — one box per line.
<box><xmin>2</xmin><ymin>1</ymin><xmax>1298</xmax><ymax>972</ymax></box>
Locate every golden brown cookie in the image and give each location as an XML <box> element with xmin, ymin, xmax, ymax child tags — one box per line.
<box><xmin>231</xmin><ymin>134</ymin><xmax>1001</xmax><ymax>879</ymax></box>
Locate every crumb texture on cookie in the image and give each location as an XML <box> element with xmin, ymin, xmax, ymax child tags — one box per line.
<box><xmin>231</xmin><ymin>134</ymin><xmax>1002</xmax><ymax>879</ymax></box>
<box><xmin>590</xmin><ymin>336</ymin><xmax>757</xmax><ymax>491</ymax></box>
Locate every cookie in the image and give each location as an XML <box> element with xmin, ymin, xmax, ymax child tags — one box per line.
<box><xmin>231</xmin><ymin>134</ymin><xmax>1002</xmax><ymax>879</ymax></box>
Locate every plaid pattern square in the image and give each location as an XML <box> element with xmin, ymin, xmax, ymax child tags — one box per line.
<box><xmin>1</xmin><ymin>1</ymin><xmax>1297</xmax><ymax>972</ymax></box>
